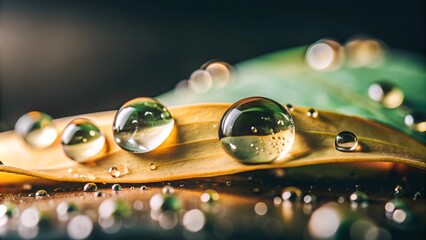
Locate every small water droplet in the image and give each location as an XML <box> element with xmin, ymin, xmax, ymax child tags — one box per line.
<box><xmin>306</xmin><ymin>108</ymin><xmax>318</xmax><ymax>118</ymax></box>
<box><xmin>108</xmin><ymin>165</ymin><xmax>129</xmax><ymax>178</ymax></box>
<box><xmin>150</xmin><ymin>193</ymin><xmax>183</xmax><ymax>212</ymax></box>
<box><xmin>94</xmin><ymin>190</ymin><xmax>105</xmax><ymax>197</ymax></box>
<box><xmin>112</xmin><ymin>184</ymin><xmax>122</xmax><ymax>191</ymax></box>
<box><xmin>83</xmin><ymin>183</ymin><xmax>98</xmax><ymax>192</ymax></box>
<box><xmin>253</xmin><ymin>187</ymin><xmax>261</xmax><ymax>194</ymax></box>
<box><xmin>337</xmin><ymin>196</ymin><xmax>345</xmax><ymax>203</ymax></box>
<box><xmin>28</xmin><ymin>193</ymin><xmax>35</xmax><ymax>197</ymax></box>
<box><xmin>404</xmin><ymin>111</ymin><xmax>426</xmax><ymax>132</ymax></box>
<box><xmin>162</xmin><ymin>185</ymin><xmax>175</xmax><ymax>194</ymax></box>
<box><xmin>225</xmin><ymin>181</ymin><xmax>232</xmax><ymax>187</ymax></box>
<box><xmin>113</xmin><ymin>98</ymin><xmax>174</xmax><ymax>153</ymax></box>
<box><xmin>350</xmin><ymin>191</ymin><xmax>368</xmax><ymax>208</ymax></box>
<box><xmin>61</xmin><ymin>118</ymin><xmax>106</xmax><ymax>162</ymax></box>
<box><xmin>35</xmin><ymin>190</ymin><xmax>48</xmax><ymax>198</ymax></box>
<box><xmin>282</xmin><ymin>187</ymin><xmax>302</xmax><ymax>202</ymax></box>
<box><xmin>200</xmin><ymin>189</ymin><xmax>220</xmax><ymax>203</ymax></box>
<box><xmin>303</xmin><ymin>194</ymin><xmax>317</xmax><ymax>204</ymax></box>
<box><xmin>394</xmin><ymin>185</ymin><xmax>404</xmax><ymax>197</ymax></box>
<box><xmin>149</xmin><ymin>162</ymin><xmax>157</xmax><ymax>170</ymax></box>
<box><xmin>335</xmin><ymin>131</ymin><xmax>358</xmax><ymax>152</ymax></box>
<box><xmin>219</xmin><ymin>97</ymin><xmax>295</xmax><ymax>164</ymax></box>
<box><xmin>368</xmin><ymin>81</ymin><xmax>404</xmax><ymax>108</ymax></box>
<box><xmin>285</xmin><ymin>104</ymin><xmax>294</xmax><ymax>111</ymax></box>
<box><xmin>14</xmin><ymin>111</ymin><xmax>58</xmax><ymax>149</ymax></box>
<box><xmin>140</xmin><ymin>186</ymin><xmax>149</xmax><ymax>191</ymax></box>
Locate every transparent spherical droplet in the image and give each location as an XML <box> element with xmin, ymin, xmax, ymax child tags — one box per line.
<box><xmin>14</xmin><ymin>111</ymin><xmax>58</xmax><ymax>149</ymax></box>
<box><xmin>350</xmin><ymin>191</ymin><xmax>368</xmax><ymax>208</ymax></box>
<box><xmin>281</xmin><ymin>187</ymin><xmax>302</xmax><ymax>202</ymax></box>
<box><xmin>305</xmin><ymin>39</ymin><xmax>345</xmax><ymax>71</ymax></box>
<box><xmin>108</xmin><ymin>165</ymin><xmax>129</xmax><ymax>178</ymax></box>
<box><xmin>345</xmin><ymin>36</ymin><xmax>386</xmax><ymax>68</ymax></box>
<box><xmin>201</xmin><ymin>60</ymin><xmax>235</xmax><ymax>88</ymax></box>
<box><xmin>67</xmin><ymin>215</ymin><xmax>93</xmax><ymax>240</ymax></box>
<box><xmin>335</xmin><ymin>131</ymin><xmax>358</xmax><ymax>152</ymax></box>
<box><xmin>368</xmin><ymin>82</ymin><xmax>404</xmax><ymax>108</ymax></box>
<box><xmin>183</xmin><ymin>209</ymin><xmax>205</xmax><ymax>232</ymax></box>
<box><xmin>307</xmin><ymin>108</ymin><xmax>318</xmax><ymax>118</ymax></box>
<box><xmin>140</xmin><ymin>186</ymin><xmax>149</xmax><ymax>191</ymax></box>
<box><xmin>112</xmin><ymin>184</ymin><xmax>122</xmax><ymax>191</ymax></box>
<box><xmin>149</xmin><ymin>162</ymin><xmax>157</xmax><ymax>170</ymax></box>
<box><xmin>149</xmin><ymin>193</ymin><xmax>183</xmax><ymax>212</ymax></box>
<box><xmin>83</xmin><ymin>183</ymin><xmax>98</xmax><ymax>192</ymax></box>
<box><xmin>113</xmin><ymin>98</ymin><xmax>174</xmax><ymax>153</ymax></box>
<box><xmin>162</xmin><ymin>185</ymin><xmax>175</xmax><ymax>195</ymax></box>
<box><xmin>404</xmin><ymin>111</ymin><xmax>426</xmax><ymax>132</ymax></box>
<box><xmin>200</xmin><ymin>189</ymin><xmax>220</xmax><ymax>203</ymax></box>
<box><xmin>61</xmin><ymin>118</ymin><xmax>106</xmax><ymax>162</ymax></box>
<box><xmin>219</xmin><ymin>97</ymin><xmax>295</xmax><ymax>164</ymax></box>
<box><xmin>188</xmin><ymin>69</ymin><xmax>213</xmax><ymax>93</ymax></box>
<box><xmin>35</xmin><ymin>189</ymin><xmax>48</xmax><ymax>198</ymax></box>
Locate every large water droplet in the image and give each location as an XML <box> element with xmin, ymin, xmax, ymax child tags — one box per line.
<box><xmin>404</xmin><ymin>111</ymin><xmax>426</xmax><ymax>132</ymax></box>
<box><xmin>368</xmin><ymin>82</ymin><xmax>404</xmax><ymax>108</ymax></box>
<box><xmin>61</xmin><ymin>118</ymin><xmax>106</xmax><ymax>162</ymax></box>
<box><xmin>305</xmin><ymin>39</ymin><xmax>345</xmax><ymax>71</ymax></box>
<box><xmin>218</xmin><ymin>97</ymin><xmax>295</xmax><ymax>163</ymax></box>
<box><xmin>201</xmin><ymin>60</ymin><xmax>234</xmax><ymax>88</ymax></box>
<box><xmin>113</xmin><ymin>98</ymin><xmax>174</xmax><ymax>153</ymax></box>
<box><xmin>282</xmin><ymin>187</ymin><xmax>302</xmax><ymax>202</ymax></box>
<box><xmin>335</xmin><ymin>131</ymin><xmax>358</xmax><ymax>152</ymax></box>
<box><xmin>108</xmin><ymin>165</ymin><xmax>129</xmax><ymax>178</ymax></box>
<box><xmin>14</xmin><ymin>111</ymin><xmax>58</xmax><ymax>149</ymax></box>
<box><xmin>83</xmin><ymin>183</ymin><xmax>98</xmax><ymax>192</ymax></box>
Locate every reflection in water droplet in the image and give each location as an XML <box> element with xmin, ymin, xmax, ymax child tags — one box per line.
<box><xmin>35</xmin><ymin>190</ymin><xmax>48</xmax><ymax>198</ymax></box>
<box><xmin>113</xmin><ymin>98</ymin><xmax>174</xmax><ymax>153</ymax></box>
<box><xmin>335</xmin><ymin>131</ymin><xmax>358</xmax><ymax>152</ymax></box>
<box><xmin>112</xmin><ymin>184</ymin><xmax>122</xmax><ymax>191</ymax></box>
<box><xmin>200</xmin><ymin>189</ymin><xmax>220</xmax><ymax>203</ymax></box>
<box><xmin>368</xmin><ymin>82</ymin><xmax>404</xmax><ymax>108</ymax></box>
<box><xmin>350</xmin><ymin>191</ymin><xmax>368</xmax><ymax>208</ymax></box>
<box><xmin>219</xmin><ymin>97</ymin><xmax>295</xmax><ymax>164</ymax></box>
<box><xmin>201</xmin><ymin>60</ymin><xmax>234</xmax><ymax>88</ymax></box>
<box><xmin>61</xmin><ymin>118</ymin><xmax>106</xmax><ymax>162</ymax></box>
<box><xmin>307</xmin><ymin>108</ymin><xmax>318</xmax><ymax>118</ymax></box>
<box><xmin>108</xmin><ymin>165</ymin><xmax>130</xmax><ymax>178</ymax></box>
<box><xmin>149</xmin><ymin>163</ymin><xmax>157</xmax><ymax>170</ymax></box>
<box><xmin>282</xmin><ymin>187</ymin><xmax>302</xmax><ymax>202</ymax></box>
<box><xmin>67</xmin><ymin>215</ymin><xmax>93</xmax><ymax>240</ymax></box>
<box><xmin>183</xmin><ymin>209</ymin><xmax>205</xmax><ymax>232</ymax></box>
<box><xmin>345</xmin><ymin>36</ymin><xmax>386</xmax><ymax>68</ymax></box>
<box><xmin>254</xmin><ymin>202</ymin><xmax>268</xmax><ymax>216</ymax></box>
<box><xmin>188</xmin><ymin>69</ymin><xmax>213</xmax><ymax>93</ymax></box>
<box><xmin>305</xmin><ymin>39</ymin><xmax>345</xmax><ymax>71</ymax></box>
<box><xmin>404</xmin><ymin>111</ymin><xmax>426</xmax><ymax>132</ymax></box>
<box><xmin>14</xmin><ymin>111</ymin><xmax>58</xmax><ymax>149</ymax></box>
<box><xmin>83</xmin><ymin>183</ymin><xmax>98</xmax><ymax>192</ymax></box>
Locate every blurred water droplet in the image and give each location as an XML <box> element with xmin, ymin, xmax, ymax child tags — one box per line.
<box><xmin>413</xmin><ymin>192</ymin><xmax>422</xmax><ymax>200</ymax></box>
<box><xmin>15</xmin><ymin>111</ymin><xmax>58</xmax><ymax>149</ymax></box>
<box><xmin>368</xmin><ymin>82</ymin><xmax>404</xmax><ymax>108</ymax></box>
<box><xmin>149</xmin><ymin>193</ymin><xmax>182</xmax><ymax>212</ymax></box>
<box><xmin>225</xmin><ymin>181</ymin><xmax>232</xmax><ymax>187</ymax></box>
<box><xmin>183</xmin><ymin>209</ymin><xmax>205</xmax><ymax>232</ymax></box>
<box><xmin>308</xmin><ymin>203</ymin><xmax>341</xmax><ymax>239</ymax></box>
<box><xmin>61</xmin><ymin>118</ymin><xmax>106</xmax><ymax>162</ymax></box>
<box><xmin>140</xmin><ymin>186</ymin><xmax>149</xmax><ymax>191</ymax></box>
<box><xmin>112</xmin><ymin>184</ymin><xmax>122</xmax><ymax>191</ymax></box>
<box><xmin>67</xmin><ymin>215</ymin><xmax>93</xmax><ymax>240</ymax></box>
<box><xmin>201</xmin><ymin>60</ymin><xmax>234</xmax><ymax>88</ymax></box>
<box><xmin>305</xmin><ymin>39</ymin><xmax>345</xmax><ymax>71</ymax></box>
<box><xmin>307</xmin><ymin>108</ymin><xmax>318</xmax><ymax>118</ymax></box>
<box><xmin>303</xmin><ymin>194</ymin><xmax>317</xmax><ymax>204</ymax></box>
<box><xmin>149</xmin><ymin>163</ymin><xmax>157</xmax><ymax>170</ymax></box>
<box><xmin>108</xmin><ymin>165</ymin><xmax>129</xmax><ymax>178</ymax></box>
<box><xmin>94</xmin><ymin>190</ymin><xmax>105</xmax><ymax>198</ymax></box>
<box><xmin>345</xmin><ymin>36</ymin><xmax>386</xmax><ymax>68</ymax></box>
<box><xmin>254</xmin><ymin>202</ymin><xmax>268</xmax><ymax>216</ymax></box>
<box><xmin>83</xmin><ymin>183</ymin><xmax>98</xmax><ymax>192</ymax></box>
<box><xmin>285</xmin><ymin>104</ymin><xmax>294</xmax><ymax>111</ymax></box>
<box><xmin>335</xmin><ymin>131</ymin><xmax>358</xmax><ymax>152</ymax></box>
<box><xmin>162</xmin><ymin>186</ymin><xmax>174</xmax><ymax>195</ymax></box>
<box><xmin>188</xmin><ymin>69</ymin><xmax>213</xmax><ymax>93</ymax></box>
<box><xmin>20</xmin><ymin>208</ymin><xmax>40</xmax><ymax>228</ymax></box>
<box><xmin>404</xmin><ymin>111</ymin><xmax>426</xmax><ymax>132</ymax></box>
<box><xmin>394</xmin><ymin>185</ymin><xmax>404</xmax><ymax>197</ymax></box>
<box><xmin>350</xmin><ymin>191</ymin><xmax>368</xmax><ymax>208</ymax></box>
<box><xmin>200</xmin><ymin>189</ymin><xmax>220</xmax><ymax>203</ymax></box>
<box><xmin>35</xmin><ymin>190</ymin><xmax>48</xmax><ymax>198</ymax></box>
<box><xmin>282</xmin><ymin>187</ymin><xmax>302</xmax><ymax>202</ymax></box>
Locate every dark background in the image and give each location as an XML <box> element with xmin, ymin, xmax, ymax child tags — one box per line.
<box><xmin>0</xmin><ymin>0</ymin><xmax>424</xmax><ymax>128</ymax></box>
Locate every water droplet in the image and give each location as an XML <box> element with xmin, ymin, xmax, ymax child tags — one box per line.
<box><xmin>200</xmin><ymin>189</ymin><xmax>220</xmax><ymax>203</ymax></box>
<box><xmin>149</xmin><ymin>162</ymin><xmax>157</xmax><ymax>170</ymax></box>
<box><xmin>182</xmin><ymin>209</ymin><xmax>205</xmax><ymax>232</ymax></box>
<box><xmin>14</xmin><ymin>111</ymin><xmax>58</xmax><ymax>149</ymax></box>
<box><xmin>113</xmin><ymin>98</ymin><xmax>174</xmax><ymax>153</ymax></box>
<box><xmin>20</xmin><ymin>207</ymin><xmax>40</xmax><ymax>228</ymax></box>
<box><xmin>188</xmin><ymin>69</ymin><xmax>213</xmax><ymax>93</ymax></box>
<box><xmin>61</xmin><ymin>118</ymin><xmax>106</xmax><ymax>162</ymax></box>
<box><xmin>404</xmin><ymin>111</ymin><xmax>426</xmax><ymax>132</ymax></box>
<box><xmin>56</xmin><ymin>201</ymin><xmax>78</xmax><ymax>217</ymax></box>
<box><xmin>335</xmin><ymin>131</ymin><xmax>358</xmax><ymax>152</ymax></box>
<box><xmin>225</xmin><ymin>181</ymin><xmax>232</xmax><ymax>187</ymax></box>
<box><xmin>162</xmin><ymin>185</ymin><xmax>175</xmax><ymax>194</ymax></box>
<box><xmin>149</xmin><ymin>193</ymin><xmax>183</xmax><ymax>212</ymax></box>
<box><xmin>35</xmin><ymin>190</ymin><xmax>48</xmax><ymax>198</ymax></box>
<box><xmin>368</xmin><ymin>82</ymin><xmax>404</xmax><ymax>108</ymax></box>
<box><xmin>94</xmin><ymin>190</ymin><xmax>105</xmax><ymax>197</ymax></box>
<box><xmin>83</xmin><ymin>183</ymin><xmax>98</xmax><ymax>192</ymax></box>
<box><xmin>254</xmin><ymin>202</ymin><xmax>268</xmax><ymax>215</ymax></box>
<box><xmin>273</xmin><ymin>197</ymin><xmax>282</xmax><ymax>205</ymax></box>
<box><xmin>384</xmin><ymin>199</ymin><xmax>410</xmax><ymax>224</ymax></box>
<box><xmin>394</xmin><ymin>185</ymin><xmax>404</xmax><ymax>197</ymax></box>
<box><xmin>201</xmin><ymin>60</ymin><xmax>234</xmax><ymax>88</ymax></box>
<box><xmin>307</xmin><ymin>108</ymin><xmax>318</xmax><ymax>118</ymax></box>
<box><xmin>67</xmin><ymin>215</ymin><xmax>93</xmax><ymax>240</ymax></box>
<box><xmin>140</xmin><ymin>186</ymin><xmax>149</xmax><ymax>191</ymax></box>
<box><xmin>345</xmin><ymin>36</ymin><xmax>385</xmax><ymax>68</ymax></box>
<box><xmin>108</xmin><ymin>165</ymin><xmax>129</xmax><ymax>178</ymax></box>
<box><xmin>305</xmin><ymin>39</ymin><xmax>345</xmax><ymax>71</ymax></box>
<box><xmin>0</xmin><ymin>202</ymin><xmax>19</xmax><ymax>218</ymax></box>
<box><xmin>282</xmin><ymin>187</ymin><xmax>302</xmax><ymax>202</ymax></box>
<box><xmin>218</xmin><ymin>97</ymin><xmax>295</xmax><ymax>163</ymax></box>
<box><xmin>350</xmin><ymin>191</ymin><xmax>368</xmax><ymax>208</ymax></box>
<box><xmin>285</xmin><ymin>104</ymin><xmax>294</xmax><ymax>111</ymax></box>
<box><xmin>112</xmin><ymin>184</ymin><xmax>122</xmax><ymax>191</ymax></box>
<box><xmin>413</xmin><ymin>192</ymin><xmax>422</xmax><ymax>200</ymax></box>
<box><xmin>303</xmin><ymin>194</ymin><xmax>317</xmax><ymax>204</ymax></box>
